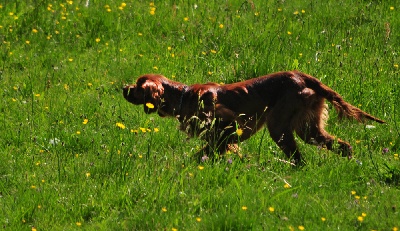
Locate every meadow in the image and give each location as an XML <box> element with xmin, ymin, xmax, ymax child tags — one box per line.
<box><xmin>0</xmin><ymin>0</ymin><xmax>399</xmax><ymax>230</ymax></box>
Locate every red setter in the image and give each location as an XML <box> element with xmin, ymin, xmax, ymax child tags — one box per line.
<box><xmin>123</xmin><ymin>71</ymin><xmax>384</xmax><ymax>164</ymax></box>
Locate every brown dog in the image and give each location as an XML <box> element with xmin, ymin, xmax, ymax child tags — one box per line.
<box><xmin>123</xmin><ymin>71</ymin><xmax>384</xmax><ymax>164</ymax></box>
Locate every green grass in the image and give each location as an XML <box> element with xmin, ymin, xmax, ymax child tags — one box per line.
<box><xmin>0</xmin><ymin>0</ymin><xmax>399</xmax><ymax>230</ymax></box>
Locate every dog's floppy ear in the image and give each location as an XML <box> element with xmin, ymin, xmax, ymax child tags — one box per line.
<box><xmin>140</xmin><ymin>78</ymin><xmax>164</xmax><ymax>113</ymax></box>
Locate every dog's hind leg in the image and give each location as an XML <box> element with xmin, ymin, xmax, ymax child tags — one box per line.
<box><xmin>293</xmin><ymin>100</ymin><xmax>353</xmax><ymax>158</ymax></box>
<box><xmin>266</xmin><ymin>109</ymin><xmax>303</xmax><ymax>164</ymax></box>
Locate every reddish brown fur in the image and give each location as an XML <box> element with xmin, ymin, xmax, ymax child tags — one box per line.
<box><xmin>123</xmin><ymin>71</ymin><xmax>384</xmax><ymax>164</ymax></box>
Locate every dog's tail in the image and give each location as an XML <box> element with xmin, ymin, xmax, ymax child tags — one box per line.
<box><xmin>297</xmin><ymin>71</ymin><xmax>385</xmax><ymax>124</ymax></box>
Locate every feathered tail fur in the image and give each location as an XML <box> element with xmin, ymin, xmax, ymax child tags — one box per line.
<box><xmin>297</xmin><ymin>71</ymin><xmax>385</xmax><ymax>124</ymax></box>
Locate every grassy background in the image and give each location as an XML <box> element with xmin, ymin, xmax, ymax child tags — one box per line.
<box><xmin>0</xmin><ymin>0</ymin><xmax>399</xmax><ymax>230</ymax></box>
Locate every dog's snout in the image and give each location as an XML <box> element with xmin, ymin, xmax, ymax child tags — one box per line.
<box><xmin>123</xmin><ymin>85</ymin><xmax>135</xmax><ymax>98</ymax></box>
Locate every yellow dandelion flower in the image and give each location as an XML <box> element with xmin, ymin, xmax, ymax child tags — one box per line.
<box><xmin>140</xmin><ymin>127</ymin><xmax>147</xmax><ymax>133</ymax></box>
<box><xmin>138</xmin><ymin>154</ymin><xmax>143</xmax><ymax>158</ymax></box>
<box><xmin>153</xmin><ymin>66</ymin><xmax>158</xmax><ymax>70</ymax></box>
<box><xmin>87</xmin><ymin>82</ymin><xmax>93</xmax><ymax>87</ymax></box>
<box><xmin>394</xmin><ymin>153</ymin><xmax>399</xmax><ymax>160</ymax></box>
<box><xmin>241</xmin><ymin>206</ymin><xmax>248</xmax><ymax>210</ymax></box>
<box><xmin>150</xmin><ymin>10</ymin><xmax>155</xmax><ymax>15</ymax></box>
<box><xmin>393</xmin><ymin>227</ymin><xmax>398</xmax><ymax>231</ymax></box>
<box><xmin>236</xmin><ymin>128</ymin><xmax>243</xmax><ymax>136</ymax></box>
<box><xmin>210</xmin><ymin>49</ymin><xmax>217</xmax><ymax>54</ymax></box>
<box><xmin>83</xmin><ymin>119</ymin><xmax>88</xmax><ymax>125</ymax></box>
<box><xmin>208</xmin><ymin>71</ymin><xmax>213</xmax><ymax>75</ymax></box>
<box><xmin>268</xmin><ymin>207</ymin><xmax>274</xmax><ymax>212</ymax></box>
<box><xmin>287</xmin><ymin>31</ymin><xmax>292</xmax><ymax>35</ymax></box>
<box><xmin>138</xmin><ymin>32</ymin><xmax>143</xmax><ymax>36</ymax></box>
<box><xmin>219</xmin><ymin>24</ymin><xmax>224</xmax><ymax>28</ymax></box>
<box><xmin>357</xmin><ymin>216</ymin><xmax>364</xmax><ymax>222</ymax></box>
<box><xmin>86</xmin><ymin>172</ymin><xmax>90</xmax><ymax>177</ymax></box>
<box><xmin>390</xmin><ymin>6</ymin><xmax>394</xmax><ymax>10</ymax></box>
<box><xmin>321</xmin><ymin>217</ymin><xmax>326</xmax><ymax>222</ymax></box>
<box><xmin>278</xmin><ymin>8</ymin><xmax>282</xmax><ymax>12</ymax></box>
<box><xmin>131</xmin><ymin>129</ymin><xmax>138</xmax><ymax>133</ymax></box>
<box><xmin>26</xmin><ymin>40</ymin><xmax>30</xmax><ymax>44</ymax></box>
<box><xmin>121</xmin><ymin>3</ymin><xmax>127</xmax><ymax>7</ymax></box>
<box><xmin>298</xmin><ymin>225</ymin><xmax>305</xmax><ymax>230</ymax></box>
<box><xmin>76</xmin><ymin>222</ymin><xmax>82</xmax><ymax>226</ymax></box>
<box><xmin>293</xmin><ymin>11</ymin><xmax>299</xmax><ymax>15</ymax></box>
<box><xmin>150</xmin><ymin>2</ymin><xmax>155</xmax><ymax>7</ymax></box>
<box><xmin>361</xmin><ymin>212</ymin><xmax>367</xmax><ymax>217</ymax></box>
<box><xmin>172</xmin><ymin>228</ymin><xmax>178</xmax><ymax>231</ymax></box>
<box><xmin>146</xmin><ymin>103</ymin><xmax>155</xmax><ymax>109</ymax></box>
<box><xmin>32</xmin><ymin>28</ymin><xmax>38</xmax><ymax>33</ymax></box>
<box><xmin>68</xmin><ymin>58</ymin><xmax>73</xmax><ymax>62</ymax></box>
<box><xmin>254</xmin><ymin>12</ymin><xmax>259</xmax><ymax>16</ymax></box>
<box><xmin>302</xmin><ymin>10</ymin><xmax>306</xmax><ymax>13</ymax></box>
<box><xmin>95</xmin><ymin>38</ymin><xmax>100</xmax><ymax>43</ymax></box>
<box><xmin>31</xmin><ymin>185</ymin><xmax>36</xmax><ymax>189</ymax></box>
<box><xmin>284</xmin><ymin>183</ymin><xmax>291</xmax><ymax>188</ymax></box>
<box><xmin>288</xmin><ymin>226</ymin><xmax>295</xmax><ymax>231</ymax></box>
<box><xmin>162</xmin><ymin>207</ymin><xmax>167</xmax><ymax>212</ymax></box>
<box><xmin>355</xmin><ymin>195</ymin><xmax>360</xmax><ymax>199</ymax></box>
<box><xmin>351</xmin><ymin>190</ymin><xmax>356</xmax><ymax>195</ymax></box>
<box><xmin>154</xmin><ymin>128</ymin><xmax>159</xmax><ymax>132</ymax></box>
<box><xmin>196</xmin><ymin>217</ymin><xmax>201</xmax><ymax>222</ymax></box>
<box><xmin>32</xmin><ymin>227</ymin><xmax>37</xmax><ymax>231</ymax></box>
<box><xmin>116</xmin><ymin>122</ymin><xmax>126</xmax><ymax>129</ymax></box>
<box><xmin>76</xmin><ymin>131</ymin><xmax>81</xmax><ymax>135</ymax></box>
<box><xmin>35</xmin><ymin>93</ymin><xmax>41</xmax><ymax>97</ymax></box>
<box><xmin>198</xmin><ymin>165</ymin><xmax>204</xmax><ymax>170</ymax></box>
<box><xmin>184</xmin><ymin>17</ymin><xmax>189</xmax><ymax>21</ymax></box>
<box><xmin>394</xmin><ymin>64</ymin><xmax>399</xmax><ymax>68</ymax></box>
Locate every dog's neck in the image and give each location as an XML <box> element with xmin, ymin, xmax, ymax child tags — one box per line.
<box><xmin>160</xmin><ymin>80</ymin><xmax>188</xmax><ymax>117</ymax></box>
<box><xmin>177</xmin><ymin>86</ymin><xmax>189</xmax><ymax>115</ymax></box>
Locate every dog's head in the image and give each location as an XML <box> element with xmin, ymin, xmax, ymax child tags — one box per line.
<box><xmin>123</xmin><ymin>75</ymin><xmax>165</xmax><ymax>115</ymax></box>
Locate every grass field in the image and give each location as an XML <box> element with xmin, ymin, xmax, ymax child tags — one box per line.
<box><xmin>1</xmin><ymin>0</ymin><xmax>399</xmax><ymax>230</ymax></box>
